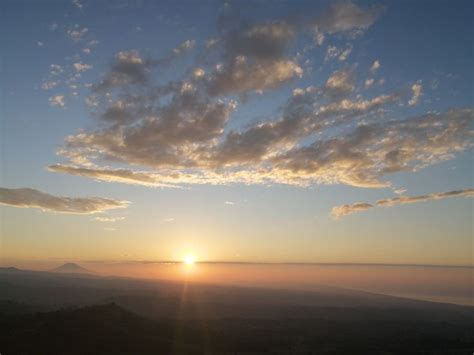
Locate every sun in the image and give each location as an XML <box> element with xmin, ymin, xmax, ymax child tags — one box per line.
<box><xmin>183</xmin><ymin>253</ymin><xmax>196</xmax><ymax>265</ymax></box>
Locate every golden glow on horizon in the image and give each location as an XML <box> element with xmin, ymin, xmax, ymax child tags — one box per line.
<box><xmin>183</xmin><ymin>253</ymin><xmax>196</xmax><ymax>265</ymax></box>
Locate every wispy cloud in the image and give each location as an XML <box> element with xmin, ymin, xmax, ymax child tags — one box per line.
<box><xmin>0</xmin><ymin>187</ymin><xmax>129</xmax><ymax>215</ymax></box>
<box><xmin>332</xmin><ymin>188</ymin><xmax>474</xmax><ymax>218</ymax></box>
<box><xmin>93</xmin><ymin>216</ymin><xmax>125</xmax><ymax>222</ymax></box>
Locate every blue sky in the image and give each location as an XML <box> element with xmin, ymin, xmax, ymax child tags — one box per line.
<box><xmin>0</xmin><ymin>0</ymin><xmax>472</xmax><ymax>266</ymax></box>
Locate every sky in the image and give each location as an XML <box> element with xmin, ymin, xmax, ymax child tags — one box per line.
<box><xmin>0</xmin><ymin>0</ymin><xmax>473</xmax><ymax>267</ymax></box>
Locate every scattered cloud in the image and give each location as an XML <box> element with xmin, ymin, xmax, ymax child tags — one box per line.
<box><xmin>50</xmin><ymin>64</ymin><xmax>64</xmax><ymax>76</ymax></box>
<box><xmin>49</xmin><ymin>95</ymin><xmax>65</xmax><ymax>107</ymax></box>
<box><xmin>46</xmin><ymin>2</ymin><xmax>471</xmax><ymax>192</ymax></box>
<box><xmin>73</xmin><ymin>62</ymin><xmax>93</xmax><ymax>72</ymax></box>
<box><xmin>72</xmin><ymin>0</ymin><xmax>83</xmax><ymax>10</ymax></box>
<box><xmin>332</xmin><ymin>188</ymin><xmax>474</xmax><ymax>218</ymax></box>
<box><xmin>172</xmin><ymin>39</ymin><xmax>195</xmax><ymax>55</ymax></box>
<box><xmin>224</xmin><ymin>201</ymin><xmax>235</xmax><ymax>205</ymax></box>
<box><xmin>41</xmin><ymin>81</ymin><xmax>59</xmax><ymax>90</ymax></box>
<box><xmin>370</xmin><ymin>60</ymin><xmax>380</xmax><ymax>74</ymax></box>
<box><xmin>408</xmin><ymin>82</ymin><xmax>423</xmax><ymax>106</ymax></box>
<box><xmin>0</xmin><ymin>187</ymin><xmax>129</xmax><ymax>214</ymax></box>
<box><xmin>67</xmin><ymin>26</ymin><xmax>88</xmax><ymax>42</ymax></box>
<box><xmin>326</xmin><ymin>45</ymin><xmax>353</xmax><ymax>62</ymax></box>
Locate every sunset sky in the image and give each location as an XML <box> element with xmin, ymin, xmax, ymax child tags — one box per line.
<box><xmin>1</xmin><ymin>0</ymin><xmax>472</xmax><ymax>267</ymax></box>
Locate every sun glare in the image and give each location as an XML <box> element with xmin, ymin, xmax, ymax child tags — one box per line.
<box><xmin>183</xmin><ymin>253</ymin><xmax>196</xmax><ymax>265</ymax></box>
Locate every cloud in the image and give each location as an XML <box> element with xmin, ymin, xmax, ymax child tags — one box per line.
<box><xmin>224</xmin><ymin>201</ymin><xmax>235</xmax><ymax>205</ymax></box>
<box><xmin>49</xmin><ymin>95</ymin><xmax>65</xmax><ymax>107</ymax></box>
<box><xmin>94</xmin><ymin>42</ymin><xmax>195</xmax><ymax>91</ymax></box>
<box><xmin>332</xmin><ymin>188</ymin><xmax>474</xmax><ymax>218</ymax></box>
<box><xmin>376</xmin><ymin>189</ymin><xmax>474</xmax><ymax>207</ymax></box>
<box><xmin>331</xmin><ymin>202</ymin><xmax>373</xmax><ymax>218</ymax></box>
<box><xmin>365</xmin><ymin>78</ymin><xmax>374</xmax><ymax>88</ymax></box>
<box><xmin>370</xmin><ymin>60</ymin><xmax>380</xmax><ymax>74</ymax></box>
<box><xmin>41</xmin><ymin>81</ymin><xmax>58</xmax><ymax>90</ymax></box>
<box><xmin>95</xmin><ymin>51</ymin><xmax>149</xmax><ymax>90</ymax></box>
<box><xmin>202</xmin><ymin>20</ymin><xmax>303</xmax><ymax>96</ymax></box>
<box><xmin>207</xmin><ymin>57</ymin><xmax>302</xmax><ymax>96</ymax></box>
<box><xmin>408</xmin><ymin>82</ymin><xmax>423</xmax><ymax>106</ymax></box>
<box><xmin>94</xmin><ymin>216</ymin><xmax>125</xmax><ymax>222</ymax></box>
<box><xmin>0</xmin><ymin>187</ymin><xmax>129</xmax><ymax>215</ymax></box>
<box><xmin>73</xmin><ymin>62</ymin><xmax>93</xmax><ymax>72</ymax></box>
<box><xmin>67</xmin><ymin>26</ymin><xmax>88</xmax><ymax>42</ymax></box>
<box><xmin>322</xmin><ymin>68</ymin><xmax>356</xmax><ymax>100</ymax></box>
<box><xmin>273</xmin><ymin>108</ymin><xmax>473</xmax><ymax>187</ymax></box>
<box><xmin>48</xmin><ymin>164</ymin><xmax>181</xmax><ymax>188</ymax></box>
<box><xmin>48</xmin><ymin>4</ymin><xmax>472</xmax><ymax>191</ymax></box>
<box><xmin>314</xmin><ymin>1</ymin><xmax>383</xmax><ymax>35</ymax></box>
<box><xmin>72</xmin><ymin>0</ymin><xmax>83</xmax><ymax>10</ymax></box>
<box><xmin>50</xmin><ymin>64</ymin><xmax>64</xmax><ymax>76</ymax></box>
<box><xmin>172</xmin><ymin>39</ymin><xmax>195</xmax><ymax>55</ymax></box>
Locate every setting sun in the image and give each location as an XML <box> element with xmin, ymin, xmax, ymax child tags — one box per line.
<box><xmin>183</xmin><ymin>254</ymin><xmax>196</xmax><ymax>266</ymax></box>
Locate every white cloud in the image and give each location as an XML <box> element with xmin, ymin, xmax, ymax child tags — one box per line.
<box><xmin>49</xmin><ymin>95</ymin><xmax>65</xmax><ymax>107</ymax></box>
<box><xmin>408</xmin><ymin>82</ymin><xmax>423</xmax><ymax>106</ymax></box>
<box><xmin>365</xmin><ymin>78</ymin><xmax>374</xmax><ymax>88</ymax></box>
<box><xmin>173</xmin><ymin>39</ymin><xmax>195</xmax><ymax>55</ymax></box>
<box><xmin>41</xmin><ymin>81</ymin><xmax>59</xmax><ymax>90</ymax></box>
<box><xmin>67</xmin><ymin>26</ymin><xmax>88</xmax><ymax>42</ymax></box>
<box><xmin>193</xmin><ymin>68</ymin><xmax>205</xmax><ymax>78</ymax></box>
<box><xmin>72</xmin><ymin>0</ymin><xmax>83</xmax><ymax>10</ymax></box>
<box><xmin>314</xmin><ymin>31</ymin><xmax>325</xmax><ymax>46</ymax></box>
<box><xmin>370</xmin><ymin>60</ymin><xmax>380</xmax><ymax>74</ymax></box>
<box><xmin>73</xmin><ymin>62</ymin><xmax>93</xmax><ymax>72</ymax></box>
<box><xmin>50</xmin><ymin>64</ymin><xmax>64</xmax><ymax>76</ymax></box>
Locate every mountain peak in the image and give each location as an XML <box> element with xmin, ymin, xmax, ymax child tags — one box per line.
<box><xmin>52</xmin><ymin>263</ymin><xmax>90</xmax><ymax>274</ymax></box>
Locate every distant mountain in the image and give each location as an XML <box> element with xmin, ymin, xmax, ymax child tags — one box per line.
<box><xmin>51</xmin><ymin>263</ymin><xmax>91</xmax><ymax>274</ymax></box>
<box><xmin>0</xmin><ymin>267</ymin><xmax>21</xmax><ymax>273</ymax></box>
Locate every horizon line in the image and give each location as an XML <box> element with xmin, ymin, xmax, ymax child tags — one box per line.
<box><xmin>63</xmin><ymin>260</ymin><xmax>474</xmax><ymax>269</ymax></box>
